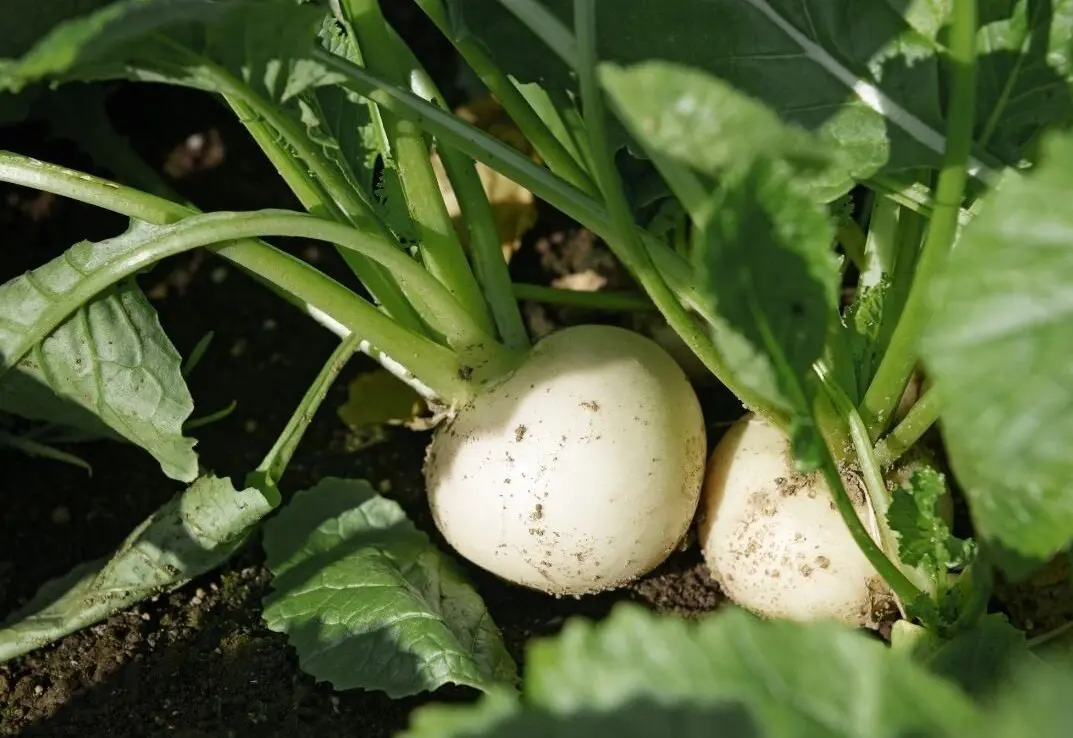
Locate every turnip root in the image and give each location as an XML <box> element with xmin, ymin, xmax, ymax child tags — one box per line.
<box><xmin>697</xmin><ymin>413</ymin><xmax>896</xmax><ymax>627</ymax></box>
<box><xmin>424</xmin><ymin>324</ymin><xmax>706</xmax><ymax>596</ymax></box>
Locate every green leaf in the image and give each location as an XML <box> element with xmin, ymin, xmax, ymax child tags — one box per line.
<box><xmin>0</xmin><ymin>0</ymin><xmax>333</xmax><ymax>103</ymax></box>
<box><xmin>888</xmin><ymin>468</ymin><xmax>974</xmax><ymax>574</ymax></box>
<box><xmin>260</xmin><ymin>477</ymin><xmax>517</xmax><ymax>697</ymax></box>
<box><xmin>693</xmin><ymin>159</ymin><xmax>839</xmax><ymax>465</ymax></box>
<box><xmin>599</xmin><ymin>60</ymin><xmax>850</xmax><ymax>200</ymax></box>
<box><xmin>921</xmin><ymin>130</ymin><xmax>1073</xmax><ymax>562</ymax></box>
<box><xmin>0</xmin><ymin>221</ymin><xmax>197</xmax><ymax>482</ymax></box>
<box><xmin>455</xmin><ymin>0</ymin><xmax>953</xmax><ymax>198</ymax></box>
<box><xmin>0</xmin><ymin>0</ymin><xmax>112</xmax><ymax>59</ymax></box>
<box><xmin>973</xmin><ymin>0</ymin><xmax>1073</xmax><ymax>165</ymax></box>
<box><xmin>402</xmin><ymin>604</ymin><xmax>978</xmax><ymax>738</ymax></box>
<box><xmin>299</xmin><ymin>14</ymin><xmax>417</xmax><ymax>236</ymax></box>
<box><xmin>978</xmin><ymin>658</ymin><xmax>1073</xmax><ymax>737</ymax></box>
<box><xmin>923</xmin><ymin>614</ymin><xmax>1037</xmax><ymax>699</ymax></box>
<box><xmin>0</xmin><ymin>475</ymin><xmax>271</xmax><ymax>663</ymax></box>
<box><xmin>844</xmin><ymin>278</ymin><xmax>889</xmax><ymax>399</ymax></box>
<box><xmin>405</xmin><ymin>693</ymin><xmax>762</xmax><ymax>738</ymax></box>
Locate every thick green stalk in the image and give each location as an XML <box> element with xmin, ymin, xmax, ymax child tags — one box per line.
<box><xmin>341</xmin><ymin>0</ymin><xmax>494</xmax><ymax>333</ymax></box>
<box><xmin>816</xmin><ymin>363</ymin><xmax>934</xmax><ymax>597</ymax></box>
<box><xmin>306</xmin><ymin>48</ymin><xmax>709</xmax><ymax>319</ymax></box>
<box><xmin>874</xmin><ymin>388</ymin><xmax>940</xmax><ymax>468</ymax></box>
<box><xmin>413</xmin><ymin>0</ymin><xmax>595</xmax><ymax>193</ymax></box>
<box><xmin>312</xmin><ymin>46</ymin><xmax>784</xmax><ymax>425</ymax></box>
<box><xmin>399</xmin><ymin>49</ymin><xmax>530</xmax><ymax>350</ymax></box>
<box><xmin>860</xmin><ymin>0</ymin><xmax>977</xmax><ymax>439</ymax></box>
<box><xmin>0</xmin><ymin>153</ymin><xmax>484</xmax><ymax>403</ymax></box>
<box><xmin>572</xmin><ymin>0</ymin><xmax>786</xmax><ymax>428</ymax></box>
<box><xmin>815</xmin><ymin>444</ymin><xmax>924</xmax><ymax>608</ymax></box>
<box><xmin>513</xmin><ymin>283</ymin><xmax>654</xmax><ymax>312</ymax></box>
<box><xmin>246</xmin><ymin>334</ymin><xmax>362</xmax><ymax>503</ymax></box>
<box><xmin>224</xmin><ymin>96</ymin><xmax>428</xmax><ymax>336</ymax></box>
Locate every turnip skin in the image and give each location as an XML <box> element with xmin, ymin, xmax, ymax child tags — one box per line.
<box><xmin>424</xmin><ymin>324</ymin><xmax>706</xmax><ymax>596</ymax></box>
<box><xmin>697</xmin><ymin>413</ymin><xmax>895</xmax><ymax>627</ymax></box>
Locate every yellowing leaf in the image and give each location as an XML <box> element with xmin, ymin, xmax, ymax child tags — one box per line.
<box><xmin>337</xmin><ymin>369</ymin><xmax>428</xmax><ymax>442</ymax></box>
<box><xmin>433</xmin><ymin>96</ymin><xmax>537</xmax><ymax>261</ymax></box>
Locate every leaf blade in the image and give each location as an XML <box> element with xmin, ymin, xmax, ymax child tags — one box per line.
<box><xmin>261</xmin><ymin>477</ymin><xmax>517</xmax><ymax>697</ymax></box>
<box><xmin>0</xmin><ymin>475</ymin><xmax>270</xmax><ymax>662</ymax></box>
<box><xmin>0</xmin><ymin>221</ymin><xmax>198</xmax><ymax>482</ymax></box>
<box><xmin>921</xmin><ymin>130</ymin><xmax>1073</xmax><ymax>561</ymax></box>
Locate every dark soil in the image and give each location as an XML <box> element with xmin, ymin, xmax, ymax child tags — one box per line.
<box><xmin>0</xmin><ymin>10</ymin><xmax>736</xmax><ymax>736</ymax></box>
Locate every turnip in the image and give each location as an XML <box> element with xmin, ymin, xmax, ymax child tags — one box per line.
<box><xmin>697</xmin><ymin>413</ymin><xmax>896</xmax><ymax>627</ymax></box>
<box><xmin>424</xmin><ymin>324</ymin><xmax>707</xmax><ymax>596</ymax></box>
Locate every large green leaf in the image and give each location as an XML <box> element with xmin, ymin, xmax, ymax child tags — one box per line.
<box><xmin>693</xmin><ymin>158</ymin><xmax>839</xmax><ymax>464</ymax></box>
<box><xmin>261</xmin><ymin>477</ymin><xmax>517</xmax><ymax>698</ymax></box>
<box><xmin>0</xmin><ymin>475</ymin><xmax>271</xmax><ymax>663</ymax></box>
<box><xmin>921</xmin><ymin>130</ymin><xmax>1073</xmax><ymax>562</ymax></box>
<box><xmin>402</xmin><ymin>604</ymin><xmax>978</xmax><ymax>738</ymax></box>
<box><xmin>973</xmin><ymin>0</ymin><xmax>1073</xmax><ymax>164</ymax></box>
<box><xmin>0</xmin><ymin>0</ymin><xmax>112</xmax><ymax>59</ymax></box>
<box><xmin>453</xmin><ymin>0</ymin><xmax>946</xmax><ymax>196</ymax></box>
<box><xmin>922</xmin><ymin>615</ymin><xmax>1038</xmax><ymax>700</ymax></box>
<box><xmin>0</xmin><ymin>0</ymin><xmax>333</xmax><ymax>102</ymax></box>
<box><xmin>599</xmin><ymin>60</ymin><xmax>850</xmax><ymax>201</ymax></box>
<box><xmin>458</xmin><ymin>0</ymin><xmax>1073</xmax><ymax>187</ymax></box>
<box><xmin>0</xmin><ymin>220</ymin><xmax>197</xmax><ymax>481</ymax></box>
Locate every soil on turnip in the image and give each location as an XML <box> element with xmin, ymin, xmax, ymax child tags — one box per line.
<box><xmin>0</xmin><ymin>10</ymin><xmax>731</xmax><ymax>735</ymax></box>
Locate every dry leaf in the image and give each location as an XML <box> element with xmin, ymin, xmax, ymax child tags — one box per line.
<box><xmin>337</xmin><ymin>369</ymin><xmax>429</xmax><ymax>444</ymax></box>
<box><xmin>433</xmin><ymin>96</ymin><xmax>538</xmax><ymax>261</ymax></box>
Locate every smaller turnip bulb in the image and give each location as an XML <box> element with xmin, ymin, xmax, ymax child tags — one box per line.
<box><xmin>424</xmin><ymin>324</ymin><xmax>706</xmax><ymax>596</ymax></box>
<box><xmin>698</xmin><ymin>413</ymin><xmax>895</xmax><ymax>627</ymax></box>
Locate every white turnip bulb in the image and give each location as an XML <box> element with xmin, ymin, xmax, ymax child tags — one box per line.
<box><xmin>697</xmin><ymin>413</ymin><xmax>895</xmax><ymax>627</ymax></box>
<box><xmin>424</xmin><ymin>324</ymin><xmax>706</xmax><ymax>596</ymax></box>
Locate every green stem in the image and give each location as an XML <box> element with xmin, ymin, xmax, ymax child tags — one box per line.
<box><xmin>0</xmin><ymin>153</ymin><xmax>484</xmax><ymax>403</ymax></box>
<box><xmin>205</xmin><ymin>212</ymin><xmax>500</xmax><ymax>352</ymax></box>
<box><xmin>48</xmin><ymin>85</ymin><xmax>428</xmax><ymax>340</ymax></box>
<box><xmin>837</xmin><ymin>219</ymin><xmax>868</xmax><ymax>272</ymax></box>
<box><xmin>513</xmin><ymin>283</ymin><xmax>654</xmax><ymax>312</ymax></box>
<box><xmin>816</xmin><ymin>363</ymin><xmax>933</xmax><ymax>598</ymax></box>
<box><xmin>308</xmin><ymin>46</ymin><xmax>790</xmax><ymax>422</ymax></box>
<box><xmin>307</xmin><ymin>47</ymin><xmax>709</xmax><ymax>322</ymax></box>
<box><xmin>400</xmin><ymin>48</ymin><xmax>530</xmax><ymax>350</ymax></box>
<box><xmin>1026</xmin><ymin>618</ymin><xmax>1073</xmax><ymax>649</ymax></box>
<box><xmin>574</xmin><ymin>0</ymin><xmax>787</xmax><ymax>429</ymax></box>
<box><xmin>874</xmin><ymin>388</ymin><xmax>940</xmax><ymax>468</ymax></box>
<box><xmin>816</xmin><ymin>438</ymin><xmax>924</xmax><ymax>608</ymax></box>
<box><xmin>223</xmin><ymin>96</ymin><xmax>428</xmax><ymax>336</ymax></box>
<box><xmin>496</xmin><ymin>0</ymin><xmax>578</xmax><ymax>67</ymax></box>
<box><xmin>413</xmin><ymin>0</ymin><xmax>595</xmax><ymax>193</ymax></box>
<box><xmin>860</xmin><ymin>0</ymin><xmax>977</xmax><ymax>439</ymax></box>
<box><xmin>0</xmin><ymin>431</ymin><xmax>93</xmax><ymax>474</ymax></box>
<box><xmin>342</xmin><ymin>0</ymin><xmax>494</xmax><ymax>334</ymax></box>
<box><xmin>163</xmin><ymin>42</ymin><xmax>411</xmax><ymax>252</ymax></box>
<box><xmin>246</xmin><ymin>334</ymin><xmax>362</xmax><ymax>503</ymax></box>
